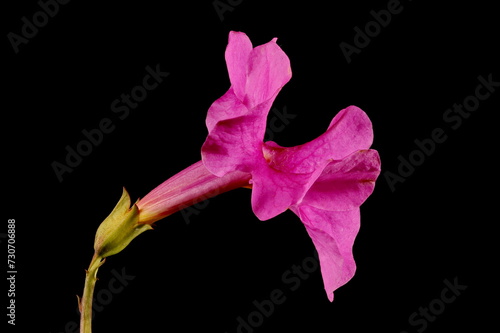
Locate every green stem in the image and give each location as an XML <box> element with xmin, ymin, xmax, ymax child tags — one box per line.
<box><xmin>80</xmin><ymin>253</ymin><xmax>105</xmax><ymax>333</ymax></box>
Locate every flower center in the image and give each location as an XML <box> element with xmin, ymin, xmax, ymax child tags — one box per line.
<box><xmin>262</xmin><ymin>146</ymin><xmax>273</xmax><ymax>163</ymax></box>
<box><xmin>262</xmin><ymin>143</ymin><xmax>287</xmax><ymax>169</ymax></box>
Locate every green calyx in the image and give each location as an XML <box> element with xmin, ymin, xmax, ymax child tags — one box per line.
<box><xmin>94</xmin><ymin>187</ymin><xmax>152</xmax><ymax>258</ymax></box>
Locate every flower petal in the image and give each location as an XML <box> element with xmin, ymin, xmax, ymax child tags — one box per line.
<box><xmin>225</xmin><ymin>31</ymin><xmax>253</xmax><ymax>102</ymax></box>
<box><xmin>250</xmin><ymin>165</ymin><xmax>314</xmax><ymax>220</ymax></box>
<box><xmin>322</xmin><ymin>105</ymin><xmax>374</xmax><ymax>159</ymax></box>
<box><xmin>244</xmin><ymin>38</ymin><xmax>292</xmax><ymax>109</ymax></box>
<box><xmin>291</xmin><ymin>206</ymin><xmax>361</xmax><ymax>302</ymax></box>
<box><xmin>208</xmin><ymin>31</ymin><xmax>292</xmax><ymax>131</ymax></box>
<box><xmin>301</xmin><ymin>149</ymin><xmax>381</xmax><ymax>211</ymax></box>
<box><xmin>205</xmin><ymin>88</ymin><xmax>249</xmax><ymax>132</ymax></box>
<box><xmin>203</xmin><ymin>32</ymin><xmax>293</xmax><ymax>178</ymax></box>
<box><xmin>202</xmin><ymin>104</ymin><xmax>270</xmax><ymax>177</ymax></box>
<box><xmin>263</xmin><ymin>105</ymin><xmax>374</xmax><ymax>175</ymax></box>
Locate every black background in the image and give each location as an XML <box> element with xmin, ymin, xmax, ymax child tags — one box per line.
<box><xmin>4</xmin><ymin>0</ymin><xmax>498</xmax><ymax>332</ymax></box>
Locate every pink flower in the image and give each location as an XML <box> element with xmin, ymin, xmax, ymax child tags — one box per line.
<box><xmin>201</xmin><ymin>31</ymin><xmax>381</xmax><ymax>300</ymax></box>
<box><xmin>132</xmin><ymin>31</ymin><xmax>380</xmax><ymax>302</ymax></box>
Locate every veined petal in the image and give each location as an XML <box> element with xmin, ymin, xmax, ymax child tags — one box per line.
<box><xmin>244</xmin><ymin>38</ymin><xmax>292</xmax><ymax>109</ymax></box>
<box><xmin>291</xmin><ymin>206</ymin><xmax>361</xmax><ymax>302</ymax></box>
<box><xmin>205</xmin><ymin>88</ymin><xmax>249</xmax><ymax>132</ymax></box>
<box><xmin>250</xmin><ymin>165</ymin><xmax>314</xmax><ymax>220</ymax></box>
<box><xmin>322</xmin><ymin>105</ymin><xmax>374</xmax><ymax>159</ymax></box>
<box><xmin>225</xmin><ymin>31</ymin><xmax>253</xmax><ymax>102</ymax></box>
<box><xmin>202</xmin><ymin>100</ymin><xmax>273</xmax><ymax>177</ymax></box>
<box><xmin>263</xmin><ymin>105</ymin><xmax>374</xmax><ymax>175</ymax></box>
<box><xmin>301</xmin><ymin>150</ymin><xmax>381</xmax><ymax>211</ymax></box>
<box><xmin>208</xmin><ymin>32</ymin><xmax>292</xmax><ymax>132</ymax></box>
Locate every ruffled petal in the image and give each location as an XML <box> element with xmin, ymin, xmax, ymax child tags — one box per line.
<box><xmin>207</xmin><ymin>32</ymin><xmax>292</xmax><ymax>132</ymax></box>
<box><xmin>244</xmin><ymin>38</ymin><xmax>292</xmax><ymax>109</ymax></box>
<box><xmin>301</xmin><ymin>149</ymin><xmax>381</xmax><ymax>211</ymax></box>
<box><xmin>225</xmin><ymin>31</ymin><xmax>253</xmax><ymax>102</ymax></box>
<box><xmin>291</xmin><ymin>206</ymin><xmax>361</xmax><ymax>302</ymax></box>
<box><xmin>263</xmin><ymin>105</ymin><xmax>374</xmax><ymax>175</ymax></box>
<box><xmin>202</xmin><ymin>101</ymin><xmax>272</xmax><ymax>177</ymax></box>
<box><xmin>250</xmin><ymin>165</ymin><xmax>314</xmax><ymax>220</ymax></box>
<box><xmin>248</xmin><ymin>107</ymin><xmax>377</xmax><ymax>219</ymax></box>
<box><xmin>205</xmin><ymin>88</ymin><xmax>249</xmax><ymax>132</ymax></box>
<box><xmin>203</xmin><ymin>32</ymin><xmax>293</xmax><ymax>178</ymax></box>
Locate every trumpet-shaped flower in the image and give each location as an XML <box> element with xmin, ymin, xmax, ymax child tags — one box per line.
<box><xmin>115</xmin><ymin>31</ymin><xmax>379</xmax><ymax>302</ymax></box>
